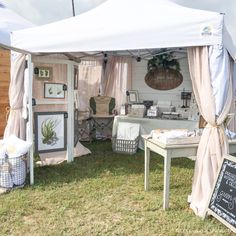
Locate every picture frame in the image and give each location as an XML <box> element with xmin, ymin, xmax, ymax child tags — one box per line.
<box><xmin>127</xmin><ymin>90</ymin><xmax>139</xmax><ymax>103</ymax></box>
<box><xmin>34</xmin><ymin>66</ymin><xmax>53</xmax><ymax>80</ymax></box>
<box><xmin>34</xmin><ymin>111</ymin><xmax>67</xmax><ymax>153</ymax></box>
<box><xmin>74</xmin><ymin>66</ymin><xmax>78</xmax><ymax>90</ymax></box>
<box><xmin>44</xmin><ymin>83</ymin><xmax>65</xmax><ymax>99</ymax></box>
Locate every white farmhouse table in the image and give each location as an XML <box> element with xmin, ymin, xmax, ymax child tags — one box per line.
<box><xmin>142</xmin><ymin>134</ymin><xmax>236</xmax><ymax>210</ymax></box>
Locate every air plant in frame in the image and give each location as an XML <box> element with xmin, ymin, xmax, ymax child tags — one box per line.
<box><xmin>41</xmin><ymin>118</ymin><xmax>60</xmax><ymax>146</ymax></box>
<box><xmin>48</xmin><ymin>87</ymin><xmax>53</xmax><ymax>95</ymax></box>
<box><xmin>56</xmin><ymin>87</ymin><xmax>62</xmax><ymax>95</ymax></box>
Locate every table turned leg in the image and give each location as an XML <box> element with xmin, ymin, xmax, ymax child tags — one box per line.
<box><xmin>163</xmin><ymin>153</ymin><xmax>171</xmax><ymax>210</ymax></box>
<box><xmin>144</xmin><ymin>141</ymin><xmax>150</xmax><ymax>191</ymax></box>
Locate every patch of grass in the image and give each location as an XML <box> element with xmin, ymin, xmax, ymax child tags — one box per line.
<box><xmin>0</xmin><ymin>140</ymin><xmax>234</xmax><ymax>235</ymax></box>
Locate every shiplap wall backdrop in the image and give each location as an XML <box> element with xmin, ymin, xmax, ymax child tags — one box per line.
<box><xmin>0</xmin><ymin>48</ymin><xmax>10</xmax><ymax>137</ymax></box>
<box><xmin>33</xmin><ymin>63</ymin><xmax>67</xmax><ymax>112</ymax></box>
<box><xmin>131</xmin><ymin>55</ymin><xmax>192</xmax><ymax>108</ymax></box>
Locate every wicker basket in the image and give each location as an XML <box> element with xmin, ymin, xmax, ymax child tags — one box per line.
<box><xmin>112</xmin><ymin>136</ymin><xmax>139</xmax><ymax>154</ymax></box>
<box><xmin>0</xmin><ymin>155</ymin><xmax>26</xmax><ymax>189</ymax></box>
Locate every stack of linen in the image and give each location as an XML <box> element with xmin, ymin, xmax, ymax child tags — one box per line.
<box><xmin>150</xmin><ymin>129</ymin><xmax>200</xmax><ymax>145</ymax></box>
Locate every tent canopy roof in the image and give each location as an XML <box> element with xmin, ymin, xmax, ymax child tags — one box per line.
<box><xmin>0</xmin><ymin>2</ymin><xmax>34</xmax><ymax>48</ymax></box>
<box><xmin>11</xmin><ymin>0</ymin><xmax>231</xmax><ymax>56</ymax></box>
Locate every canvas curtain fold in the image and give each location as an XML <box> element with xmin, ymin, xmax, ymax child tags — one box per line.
<box><xmin>4</xmin><ymin>52</ymin><xmax>26</xmax><ymax>140</ymax></box>
<box><xmin>102</xmin><ymin>56</ymin><xmax>132</xmax><ymax>111</ymax></box>
<box><xmin>228</xmin><ymin>63</ymin><xmax>236</xmax><ymax>132</ymax></box>
<box><xmin>187</xmin><ymin>46</ymin><xmax>233</xmax><ymax>217</ymax></box>
<box><xmin>77</xmin><ymin>59</ymin><xmax>102</xmax><ymax>111</ymax></box>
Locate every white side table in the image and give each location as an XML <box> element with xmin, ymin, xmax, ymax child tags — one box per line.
<box><xmin>142</xmin><ymin>135</ymin><xmax>236</xmax><ymax>210</ymax></box>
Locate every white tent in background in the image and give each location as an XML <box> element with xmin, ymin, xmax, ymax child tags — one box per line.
<box><xmin>9</xmin><ymin>0</ymin><xmax>235</xmax><ymax>218</ymax></box>
<box><xmin>0</xmin><ymin>2</ymin><xmax>33</xmax><ymax>48</ymax></box>
<box><xmin>0</xmin><ymin>1</ymin><xmax>34</xmax><ymax>144</ymax></box>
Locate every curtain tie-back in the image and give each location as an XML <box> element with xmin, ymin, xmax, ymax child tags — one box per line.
<box><xmin>6</xmin><ymin>106</ymin><xmax>23</xmax><ymax>121</ymax></box>
<box><xmin>10</xmin><ymin>107</ymin><xmax>23</xmax><ymax>111</ymax></box>
<box><xmin>205</xmin><ymin>122</ymin><xmax>228</xmax><ymax>152</ymax></box>
<box><xmin>5</xmin><ymin>106</ymin><xmax>10</xmax><ymax>121</ymax></box>
<box><xmin>205</xmin><ymin>123</ymin><xmax>222</xmax><ymax>128</ymax></box>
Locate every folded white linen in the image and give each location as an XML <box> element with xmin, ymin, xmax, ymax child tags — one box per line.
<box><xmin>152</xmin><ymin>129</ymin><xmax>188</xmax><ymax>139</ymax></box>
<box><xmin>117</xmin><ymin>122</ymin><xmax>140</xmax><ymax>140</ymax></box>
<box><xmin>150</xmin><ymin>129</ymin><xmax>200</xmax><ymax>144</ymax></box>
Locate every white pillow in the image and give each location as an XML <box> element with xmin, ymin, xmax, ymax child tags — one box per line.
<box><xmin>5</xmin><ymin>135</ymin><xmax>32</xmax><ymax>158</ymax></box>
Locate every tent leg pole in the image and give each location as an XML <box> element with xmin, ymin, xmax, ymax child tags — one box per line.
<box><xmin>67</xmin><ymin>63</ymin><xmax>74</xmax><ymax>162</ymax></box>
<box><xmin>27</xmin><ymin>54</ymin><xmax>34</xmax><ymax>185</ymax></box>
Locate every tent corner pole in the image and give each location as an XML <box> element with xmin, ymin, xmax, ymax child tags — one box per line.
<box><xmin>67</xmin><ymin>62</ymin><xmax>74</xmax><ymax>162</ymax></box>
<box><xmin>27</xmin><ymin>53</ymin><xmax>34</xmax><ymax>185</ymax></box>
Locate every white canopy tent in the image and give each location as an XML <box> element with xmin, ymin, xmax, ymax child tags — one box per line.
<box><xmin>11</xmin><ymin>0</ymin><xmax>229</xmax><ymax>53</ymax></box>
<box><xmin>9</xmin><ymin>0</ymin><xmax>235</xmax><ymax>217</ymax></box>
<box><xmin>0</xmin><ymin>2</ymin><xmax>33</xmax><ymax>48</ymax></box>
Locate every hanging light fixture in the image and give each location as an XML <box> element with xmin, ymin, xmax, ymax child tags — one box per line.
<box><xmin>136</xmin><ymin>49</ymin><xmax>141</xmax><ymax>62</ymax></box>
<box><xmin>72</xmin><ymin>0</ymin><xmax>75</xmax><ymax>16</ymax></box>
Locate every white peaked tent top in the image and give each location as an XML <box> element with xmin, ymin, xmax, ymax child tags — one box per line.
<box><xmin>11</xmin><ymin>0</ymin><xmax>226</xmax><ymax>53</ymax></box>
<box><xmin>0</xmin><ymin>2</ymin><xmax>34</xmax><ymax>47</ymax></box>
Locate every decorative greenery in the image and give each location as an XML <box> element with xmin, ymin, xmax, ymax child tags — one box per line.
<box><xmin>147</xmin><ymin>49</ymin><xmax>180</xmax><ymax>72</ymax></box>
<box><xmin>41</xmin><ymin>118</ymin><xmax>60</xmax><ymax>145</ymax></box>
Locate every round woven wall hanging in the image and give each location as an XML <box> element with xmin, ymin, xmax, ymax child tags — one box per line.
<box><xmin>145</xmin><ymin>67</ymin><xmax>183</xmax><ymax>90</ymax></box>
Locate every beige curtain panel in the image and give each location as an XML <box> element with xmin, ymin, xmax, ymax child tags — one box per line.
<box><xmin>187</xmin><ymin>46</ymin><xmax>233</xmax><ymax>217</ymax></box>
<box><xmin>103</xmin><ymin>56</ymin><xmax>132</xmax><ymax>110</ymax></box>
<box><xmin>4</xmin><ymin>53</ymin><xmax>26</xmax><ymax>140</ymax></box>
<box><xmin>77</xmin><ymin>59</ymin><xmax>102</xmax><ymax>111</ymax></box>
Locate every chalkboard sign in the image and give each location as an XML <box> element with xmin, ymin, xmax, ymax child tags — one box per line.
<box><xmin>207</xmin><ymin>155</ymin><xmax>236</xmax><ymax>233</ymax></box>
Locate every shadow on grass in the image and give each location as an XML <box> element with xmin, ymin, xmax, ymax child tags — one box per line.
<box><xmin>29</xmin><ymin>140</ymin><xmax>194</xmax><ymax>187</ymax></box>
<box><xmin>170</xmin><ymin>157</ymin><xmax>195</xmax><ymax>169</ymax></box>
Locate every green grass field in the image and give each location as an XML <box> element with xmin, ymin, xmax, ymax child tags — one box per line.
<box><xmin>0</xmin><ymin>141</ymin><xmax>234</xmax><ymax>235</ymax></box>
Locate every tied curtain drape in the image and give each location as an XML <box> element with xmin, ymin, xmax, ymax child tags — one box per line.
<box><xmin>187</xmin><ymin>46</ymin><xmax>233</xmax><ymax>217</ymax></box>
<box><xmin>102</xmin><ymin>56</ymin><xmax>132</xmax><ymax>110</ymax></box>
<box><xmin>4</xmin><ymin>52</ymin><xmax>27</xmax><ymax>140</ymax></box>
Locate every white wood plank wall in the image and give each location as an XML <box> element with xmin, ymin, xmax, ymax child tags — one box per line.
<box><xmin>131</xmin><ymin>56</ymin><xmax>192</xmax><ymax>108</ymax></box>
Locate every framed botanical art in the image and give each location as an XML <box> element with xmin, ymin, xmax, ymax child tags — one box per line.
<box><xmin>44</xmin><ymin>83</ymin><xmax>66</xmax><ymax>99</ymax></box>
<box><xmin>34</xmin><ymin>111</ymin><xmax>67</xmax><ymax>153</ymax></box>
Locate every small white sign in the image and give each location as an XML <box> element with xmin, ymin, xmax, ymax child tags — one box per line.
<box><xmin>39</xmin><ymin>68</ymin><xmax>50</xmax><ymax>78</ymax></box>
